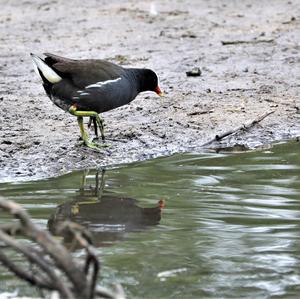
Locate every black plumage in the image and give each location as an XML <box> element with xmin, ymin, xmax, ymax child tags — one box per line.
<box><xmin>32</xmin><ymin>53</ymin><xmax>162</xmax><ymax>113</ymax></box>
<box><xmin>31</xmin><ymin>53</ymin><xmax>163</xmax><ymax>148</ymax></box>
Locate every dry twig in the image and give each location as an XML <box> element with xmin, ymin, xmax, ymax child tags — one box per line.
<box><xmin>187</xmin><ymin>109</ymin><xmax>214</xmax><ymax>116</ymax></box>
<box><xmin>202</xmin><ymin>110</ymin><xmax>275</xmax><ymax>147</ymax></box>
<box><xmin>221</xmin><ymin>39</ymin><xmax>274</xmax><ymax>45</ymax></box>
<box><xmin>0</xmin><ymin>197</ymin><xmax>125</xmax><ymax>299</ymax></box>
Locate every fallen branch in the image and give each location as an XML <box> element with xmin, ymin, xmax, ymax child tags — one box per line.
<box><xmin>187</xmin><ymin>109</ymin><xmax>214</xmax><ymax>116</ymax></box>
<box><xmin>0</xmin><ymin>249</ymin><xmax>53</xmax><ymax>290</ymax></box>
<box><xmin>0</xmin><ymin>197</ymin><xmax>125</xmax><ymax>299</ymax></box>
<box><xmin>282</xmin><ymin>16</ymin><xmax>296</xmax><ymax>24</ymax></box>
<box><xmin>221</xmin><ymin>39</ymin><xmax>274</xmax><ymax>45</ymax></box>
<box><xmin>0</xmin><ymin>230</ymin><xmax>63</xmax><ymax>290</ymax></box>
<box><xmin>226</xmin><ymin>88</ymin><xmax>257</xmax><ymax>92</ymax></box>
<box><xmin>202</xmin><ymin>110</ymin><xmax>275</xmax><ymax>147</ymax></box>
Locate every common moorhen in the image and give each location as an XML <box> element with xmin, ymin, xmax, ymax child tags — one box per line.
<box><xmin>31</xmin><ymin>53</ymin><xmax>163</xmax><ymax>149</ymax></box>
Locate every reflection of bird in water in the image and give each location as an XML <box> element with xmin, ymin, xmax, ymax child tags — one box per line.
<box><xmin>48</xmin><ymin>169</ymin><xmax>165</xmax><ymax>247</ymax></box>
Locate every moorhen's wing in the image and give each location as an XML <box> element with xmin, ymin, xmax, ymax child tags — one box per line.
<box><xmin>44</xmin><ymin>53</ymin><xmax>125</xmax><ymax>89</ymax></box>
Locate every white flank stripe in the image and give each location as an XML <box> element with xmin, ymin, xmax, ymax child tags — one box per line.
<box><xmin>31</xmin><ymin>54</ymin><xmax>62</xmax><ymax>84</ymax></box>
<box><xmin>86</xmin><ymin>77</ymin><xmax>121</xmax><ymax>89</ymax></box>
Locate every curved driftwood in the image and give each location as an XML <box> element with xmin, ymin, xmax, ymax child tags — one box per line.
<box><xmin>0</xmin><ymin>197</ymin><xmax>125</xmax><ymax>299</ymax></box>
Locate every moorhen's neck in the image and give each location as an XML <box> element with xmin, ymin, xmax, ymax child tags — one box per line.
<box><xmin>125</xmin><ymin>68</ymin><xmax>151</xmax><ymax>93</ymax></box>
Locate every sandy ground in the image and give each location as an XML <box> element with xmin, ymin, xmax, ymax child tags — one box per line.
<box><xmin>0</xmin><ymin>0</ymin><xmax>299</xmax><ymax>182</ymax></box>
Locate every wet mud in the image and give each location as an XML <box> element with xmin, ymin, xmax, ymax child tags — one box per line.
<box><xmin>0</xmin><ymin>0</ymin><xmax>299</xmax><ymax>181</ymax></box>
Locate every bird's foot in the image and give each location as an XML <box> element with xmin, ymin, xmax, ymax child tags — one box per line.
<box><xmin>80</xmin><ymin>140</ymin><xmax>103</xmax><ymax>152</ymax></box>
<box><xmin>92</xmin><ymin>137</ymin><xmax>111</xmax><ymax>148</ymax></box>
<box><xmin>80</xmin><ymin>139</ymin><xmax>111</xmax><ymax>151</ymax></box>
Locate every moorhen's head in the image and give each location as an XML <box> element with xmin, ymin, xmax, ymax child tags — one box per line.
<box><xmin>139</xmin><ymin>69</ymin><xmax>164</xmax><ymax>96</ymax></box>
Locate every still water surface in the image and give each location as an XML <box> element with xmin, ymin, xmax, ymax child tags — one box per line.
<box><xmin>0</xmin><ymin>141</ymin><xmax>300</xmax><ymax>298</ymax></box>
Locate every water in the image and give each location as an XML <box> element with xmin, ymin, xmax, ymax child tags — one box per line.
<box><xmin>0</xmin><ymin>141</ymin><xmax>300</xmax><ymax>298</ymax></box>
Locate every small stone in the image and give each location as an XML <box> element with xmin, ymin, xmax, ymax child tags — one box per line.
<box><xmin>186</xmin><ymin>67</ymin><xmax>201</xmax><ymax>77</ymax></box>
<box><xmin>182</xmin><ymin>31</ymin><xmax>197</xmax><ymax>38</ymax></box>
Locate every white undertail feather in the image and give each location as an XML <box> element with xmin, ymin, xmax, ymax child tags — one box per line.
<box><xmin>30</xmin><ymin>54</ymin><xmax>62</xmax><ymax>84</ymax></box>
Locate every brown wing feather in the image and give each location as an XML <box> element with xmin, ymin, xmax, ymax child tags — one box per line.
<box><xmin>44</xmin><ymin>53</ymin><xmax>125</xmax><ymax>89</ymax></box>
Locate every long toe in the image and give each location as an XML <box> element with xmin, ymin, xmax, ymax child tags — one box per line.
<box><xmin>92</xmin><ymin>137</ymin><xmax>110</xmax><ymax>147</ymax></box>
<box><xmin>85</xmin><ymin>141</ymin><xmax>103</xmax><ymax>152</ymax></box>
<box><xmin>82</xmin><ymin>140</ymin><xmax>111</xmax><ymax>151</ymax></box>
<box><xmin>92</xmin><ymin>141</ymin><xmax>111</xmax><ymax>148</ymax></box>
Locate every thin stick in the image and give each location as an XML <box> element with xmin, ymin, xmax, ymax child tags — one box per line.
<box><xmin>202</xmin><ymin>110</ymin><xmax>275</xmax><ymax>147</ymax></box>
<box><xmin>221</xmin><ymin>39</ymin><xmax>274</xmax><ymax>45</ymax></box>
<box><xmin>0</xmin><ymin>250</ymin><xmax>53</xmax><ymax>290</ymax></box>
<box><xmin>58</xmin><ymin>222</ymin><xmax>99</xmax><ymax>299</ymax></box>
<box><xmin>0</xmin><ymin>216</ymin><xmax>75</xmax><ymax>298</ymax></box>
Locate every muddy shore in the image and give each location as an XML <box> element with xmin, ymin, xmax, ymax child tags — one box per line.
<box><xmin>0</xmin><ymin>0</ymin><xmax>299</xmax><ymax>182</ymax></box>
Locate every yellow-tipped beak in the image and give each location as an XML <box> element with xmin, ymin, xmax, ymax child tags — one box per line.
<box><xmin>155</xmin><ymin>86</ymin><xmax>164</xmax><ymax>97</ymax></box>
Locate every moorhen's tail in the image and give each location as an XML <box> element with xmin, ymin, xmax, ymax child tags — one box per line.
<box><xmin>30</xmin><ymin>53</ymin><xmax>62</xmax><ymax>85</ymax></box>
<box><xmin>43</xmin><ymin>52</ymin><xmax>75</xmax><ymax>66</ymax></box>
<box><xmin>31</xmin><ymin>53</ymin><xmax>63</xmax><ymax>97</ymax></box>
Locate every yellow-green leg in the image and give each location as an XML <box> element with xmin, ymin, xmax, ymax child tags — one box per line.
<box><xmin>77</xmin><ymin>117</ymin><xmax>101</xmax><ymax>150</ymax></box>
<box><xmin>69</xmin><ymin>105</ymin><xmax>107</xmax><ymax>150</ymax></box>
<box><xmin>70</xmin><ymin>107</ymin><xmax>105</xmax><ymax>140</ymax></box>
<box><xmin>88</xmin><ymin>116</ymin><xmax>105</xmax><ymax>141</ymax></box>
<box><xmin>88</xmin><ymin>117</ymin><xmax>98</xmax><ymax>138</ymax></box>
